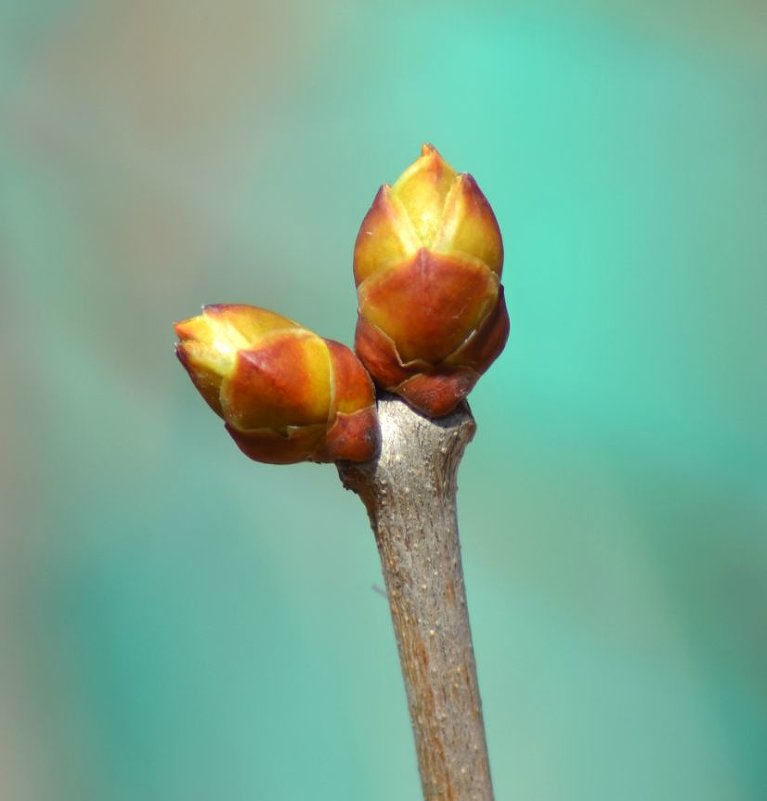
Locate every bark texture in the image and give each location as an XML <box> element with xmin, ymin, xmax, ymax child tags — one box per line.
<box><xmin>338</xmin><ymin>395</ymin><xmax>494</xmax><ymax>801</ymax></box>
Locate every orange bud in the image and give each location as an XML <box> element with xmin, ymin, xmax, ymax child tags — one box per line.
<box><xmin>354</xmin><ymin>145</ymin><xmax>509</xmax><ymax>417</ymax></box>
<box><xmin>175</xmin><ymin>304</ymin><xmax>379</xmax><ymax>464</ymax></box>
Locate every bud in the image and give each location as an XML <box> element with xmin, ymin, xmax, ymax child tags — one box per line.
<box><xmin>354</xmin><ymin>144</ymin><xmax>509</xmax><ymax>417</ymax></box>
<box><xmin>175</xmin><ymin>304</ymin><xmax>379</xmax><ymax>464</ymax></box>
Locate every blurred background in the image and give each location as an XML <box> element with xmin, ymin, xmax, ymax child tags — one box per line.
<box><xmin>1</xmin><ymin>1</ymin><xmax>766</xmax><ymax>799</ymax></box>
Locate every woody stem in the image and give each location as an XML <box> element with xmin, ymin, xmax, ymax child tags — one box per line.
<box><xmin>337</xmin><ymin>395</ymin><xmax>494</xmax><ymax>801</ymax></box>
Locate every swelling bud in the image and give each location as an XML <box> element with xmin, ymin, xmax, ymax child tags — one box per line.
<box><xmin>175</xmin><ymin>304</ymin><xmax>379</xmax><ymax>464</ymax></box>
<box><xmin>354</xmin><ymin>144</ymin><xmax>509</xmax><ymax>417</ymax></box>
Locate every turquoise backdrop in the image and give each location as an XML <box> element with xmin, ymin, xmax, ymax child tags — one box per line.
<box><xmin>1</xmin><ymin>1</ymin><xmax>765</xmax><ymax>799</ymax></box>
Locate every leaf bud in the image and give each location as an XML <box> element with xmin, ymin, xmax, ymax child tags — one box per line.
<box><xmin>175</xmin><ymin>304</ymin><xmax>379</xmax><ymax>464</ymax></box>
<box><xmin>354</xmin><ymin>144</ymin><xmax>509</xmax><ymax>417</ymax></box>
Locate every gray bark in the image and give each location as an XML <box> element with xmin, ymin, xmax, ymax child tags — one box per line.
<box><xmin>338</xmin><ymin>395</ymin><xmax>494</xmax><ymax>801</ymax></box>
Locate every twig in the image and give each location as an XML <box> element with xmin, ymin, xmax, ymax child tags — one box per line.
<box><xmin>338</xmin><ymin>395</ymin><xmax>494</xmax><ymax>801</ymax></box>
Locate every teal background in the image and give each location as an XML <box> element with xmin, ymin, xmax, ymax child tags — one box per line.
<box><xmin>1</xmin><ymin>1</ymin><xmax>766</xmax><ymax>799</ymax></box>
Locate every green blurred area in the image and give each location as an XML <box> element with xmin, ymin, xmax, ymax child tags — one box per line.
<box><xmin>1</xmin><ymin>1</ymin><xmax>766</xmax><ymax>799</ymax></box>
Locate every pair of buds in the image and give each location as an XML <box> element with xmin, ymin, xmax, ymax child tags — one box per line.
<box><xmin>175</xmin><ymin>145</ymin><xmax>509</xmax><ymax>464</ymax></box>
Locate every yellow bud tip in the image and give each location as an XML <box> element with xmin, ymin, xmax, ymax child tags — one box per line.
<box><xmin>391</xmin><ymin>144</ymin><xmax>458</xmax><ymax>246</ymax></box>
